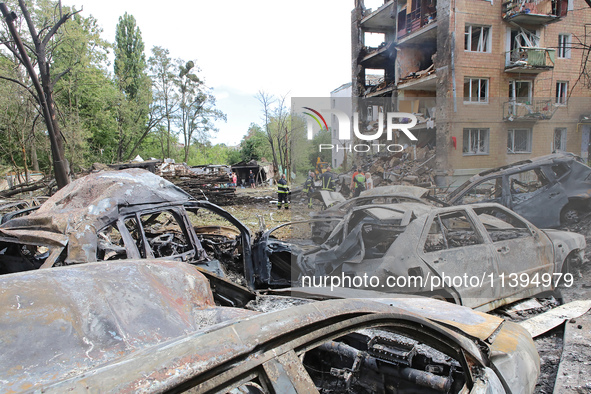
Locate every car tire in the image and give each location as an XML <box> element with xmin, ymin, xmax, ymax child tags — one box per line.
<box><xmin>560</xmin><ymin>204</ymin><xmax>581</xmax><ymax>225</ymax></box>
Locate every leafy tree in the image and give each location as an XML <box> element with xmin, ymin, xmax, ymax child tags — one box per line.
<box><xmin>307</xmin><ymin>127</ymin><xmax>332</xmax><ymax>168</ymax></box>
<box><xmin>148</xmin><ymin>46</ymin><xmax>177</xmax><ymax>158</ymax></box>
<box><xmin>238</xmin><ymin>123</ymin><xmax>271</xmax><ymax>162</ymax></box>
<box><xmin>176</xmin><ymin>60</ymin><xmax>225</xmax><ymax>163</ymax></box>
<box><xmin>113</xmin><ymin>12</ymin><xmax>152</xmax><ymax>161</ymax></box>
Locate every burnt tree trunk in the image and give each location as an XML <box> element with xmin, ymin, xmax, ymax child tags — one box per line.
<box><xmin>0</xmin><ymin>1</ymin><xmax>75</xmax><ymax>189</ymax></box>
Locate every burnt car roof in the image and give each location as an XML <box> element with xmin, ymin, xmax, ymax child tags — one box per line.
<box><xmin>0</xmin><ymin>170</ymin><xmax>192</xmax><ymax>262</ymax></box>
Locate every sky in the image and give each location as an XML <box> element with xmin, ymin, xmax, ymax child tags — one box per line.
<box><xmin>58</xmin><ymin>0</ymin><xmax>383</xmax><ymax>146</ymax></box>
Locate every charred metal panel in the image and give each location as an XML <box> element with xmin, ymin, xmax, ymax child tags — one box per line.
<box><xmin>0</xmin><ymin>260</ymin><xmax>255</xmax><ymax>392</ymax></box>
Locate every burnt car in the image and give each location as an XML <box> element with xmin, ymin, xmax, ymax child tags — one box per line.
<box><xmin>309</xmin><ymin>185</ymin><xmax>438</xmax><ymax>242</ymax></box>
<box><xmin>446</xmin><ymin>153</ymin><xmax>591</xmax><ymax>228</ymax></box>
<box><xmin>0</xmin><ymin>169</ymin><xmax>269</xmax><ymax>299</ymax></box>
<box><xmin>0</xmin><ymin>259</ymin><xmax>539</xmax><ymax>393</ymax></box>
<box><xmin>289</xmin><ymin>202</ymin><xmax>585</xmax><ymax>311</ymax></box>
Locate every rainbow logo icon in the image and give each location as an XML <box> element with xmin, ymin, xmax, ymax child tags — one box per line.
<box><xmin>303</xmin><ymin>107</ymin><xmax>328</xmax><ymax>131</ymax></box>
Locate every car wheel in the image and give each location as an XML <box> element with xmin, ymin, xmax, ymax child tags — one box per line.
<box><xmin>560</xmin><ymin>204</ymin><xmax>581</xmax><ymax>225</ymax></box>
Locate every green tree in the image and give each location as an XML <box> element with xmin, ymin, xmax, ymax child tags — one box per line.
<box><xmin>148</xmin><ymin>46</ymin><xmax>177</xmax><ymax>158</ymax></box>
<box><xmin>307</xmin><ymin>128</ymin><xmax>331</xmax><ymax>168</ymax></box>
<box><xmin>113</xmin><ymin>12</ymin><xmax>152</xmax><ymax>162</ymax></box>
<box><xmin>239</xmin><ymin>123</ymin><xmax>271</xmax><ymax>162</ymax></box>
<box><xmin>176</xmin><ymin>60</ymin><xmax>225</xmax><ymax>163</ymax></box>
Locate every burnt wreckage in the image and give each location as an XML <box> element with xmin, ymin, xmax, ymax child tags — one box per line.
<box><xmin>0</xmin><ymin>260</ymin><xmax>539</xmax><ymax>393</ymax></box>
<box><xmin>0</xmin><ymin>170</ymin><xmax>259</xmax><ymax>299</ymax></box>
<box><xmin>446</xmin><ymin>153</ymin><xmax>591</xmax><ymax>228</ymax></box>
<box><xmin>0</xmin><ymin>169</ymin><xmax>586</xmax><ymax>312</ymax></box>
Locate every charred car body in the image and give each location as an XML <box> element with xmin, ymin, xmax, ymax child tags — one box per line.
<box><xmin>0</xmin><ymin>259</ymin><xmax>539</xmax><ymax>393</ymax></box>
<box><xmin>446</xmin><ymin>153</ymin><xmax>591</xmax><ymax>228</ymax></box>
<box><xmin>271</xmin><ymin>202</ymin><xmax>585</xmax><ymax>312</ymax></box>
<box><xmin>309</xmin><ymin>185</ymin><xmax>438</xmax><ymax>242</ymax></box>
<box><xmin>0</xmin><ymin>170</ymin><xmax>261</xmax><ymax>297</ymax></box>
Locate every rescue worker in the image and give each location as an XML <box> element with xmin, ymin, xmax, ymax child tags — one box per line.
<box><xmin>353</xmin><ymin>170</ymin><xmax>366</xmax><ymax>197</ymax></box>
<box><xmin>277</xmin><ymin>174</ymin><xmax>290</xmax><ymax>209</ymax></box>
<box><xmin>302</xmin><ymin>171</ymin><xmax>315</xmax><ymax>208</ymax></box>
<box><xmin>320</xmin><ymin>166</ymin><xmax>336</xmax><ymax>192</ymax></box>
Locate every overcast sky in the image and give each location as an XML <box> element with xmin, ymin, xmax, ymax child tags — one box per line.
<box><xmin>59</xmin><ymin>0</ymin><xmax>383</xmax><ymax>146</ymax></box>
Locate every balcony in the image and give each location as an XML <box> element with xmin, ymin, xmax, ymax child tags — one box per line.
<box><xmin>360</xmin><ymin>42</ymin><xmax>394</xmax><ymax>68</ymax></box>
<box><xmin>505</xmin><ymin>47</ymin><xmax>555</xmax><ymax>73</ymax></box>
<box><xmin>360</xmin><ymin>0</ymin><xmax>396</xmax><ymax>31</ymax></box>
<box><xmin>397</xmin><ymin>1</ymin><xmax>437</xmax><ymax>44</ymax></box>
<box><xmin>503</xmin><ymin>99</ymin><xmax>557</xmax><ymax>121</ymax></box>
<box><xmin>502</xmin><ymin>0</ymin><xmax>566</xmax><ymax>25</ymax></box>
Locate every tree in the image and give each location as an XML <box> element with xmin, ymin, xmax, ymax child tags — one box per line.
<box><xmin>176</xmin><ymin>60</ymin><xmax>225</xmax><ymax>163</ymax></box>
<box><xmin>113</xmin><ymin>12</ymin><xmax>152</xmax><ymax>162</ymax></box>
<box><xmin>51</xmin><ymin>11</ymin><xmax>119</xmax><ymax>169</ymax></box>
<box><xmin>148</xmin><ymin>46</ymin><xmax>177</xmax><ymax>158</ymax></box>
<box><xmin>0</xmin><ymin>0</ymin><xmax>79</xmax><ymax>188</ymax></box>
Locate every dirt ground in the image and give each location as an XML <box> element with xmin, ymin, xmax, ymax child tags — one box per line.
<box><xmin>230</xmin><ymin>187</ymin><xmax>591</xmax><ymax>393</ymax></box>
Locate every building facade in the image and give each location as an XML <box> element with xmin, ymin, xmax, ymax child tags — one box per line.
<box><xmin>352</xmin><ymin>0</ymin><xmax>591</xmax><ymax>185</ymax></box>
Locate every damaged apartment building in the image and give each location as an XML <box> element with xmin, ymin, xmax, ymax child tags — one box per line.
<box><xmin>352</xmin><ymin>0</ymin><xmax>591</xmax><ymax>185</ymax></box>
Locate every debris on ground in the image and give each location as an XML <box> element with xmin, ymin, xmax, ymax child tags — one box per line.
<box><xmin>341</xmin><ymin>144</ymin><xmax>436</xmax><ymax>196</ymax></box>
<box><xmin>519</xmin><ymin>300</ymin><xmax>591</xmax><ymax>338</ymax></box>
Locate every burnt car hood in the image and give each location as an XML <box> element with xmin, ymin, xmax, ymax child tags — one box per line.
<box><xmin>0</xmin><ymin>169</ymin><xmax>192</xmax><ymax>263</ymax></box>
<box><xmin>0</xmin><ymin>260</ymin><xmax>256</xmax><ymax>393</ymax></box>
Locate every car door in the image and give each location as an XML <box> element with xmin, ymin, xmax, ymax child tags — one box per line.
<box><xmin>418</xmin><ymin>209</ymin><xmax>499</xmax><ymax>308</ymax></box>
<box><xmin>507</xmin><ymin>168</ymin><xmax>568</xmax><ymax>228</ymax></box>
<box><xmin>472</xmin><ymin>205</ymin><xmax>554</xmax><ymax>300</ymax></box>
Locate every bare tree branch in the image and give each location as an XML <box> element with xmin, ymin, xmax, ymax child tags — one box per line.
<box><xmin>0</xmin><ymin>75</ymin><xmax>38</xmax><ymax>101</ymax></box>
<box><xmin>41</xmin><ymin>9</ymin><xmax>81</xmax><ymax>47</ymax></box>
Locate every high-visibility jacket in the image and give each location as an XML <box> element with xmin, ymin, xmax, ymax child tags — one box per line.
<box><xmin>277</xmin><ymin>178</ymin><xmax>289</xmax><ymax>194</ymax></box>
<box><xmin>320</xmin><ymin>171</ymin><xmax>335</xmax><ymax>191</ymax></box>
<box><xmin>303</xmin><ymin>176</ymin><xmax>314</xmax><ymax>193</ymax></box>
<box><xmin>354</xmin><ymin>173</ymin><xmax>366</xmax><ymax>189</ymax></box>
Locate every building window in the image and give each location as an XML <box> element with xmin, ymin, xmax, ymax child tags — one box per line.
<box><xmin>463</xmin><ymin>128</ymin><xmax>489</xmax><ymax>155</ymax></box>
<box><xmin>465</xmin><ymin>25</ymin><xmax>491</xmax><ymax>52</ymax></box>
<box><xmin>556</xmin><ymin>81</ymin><xmax>568</xmax><ymax>105</ymax></box>
<box><xmin>554</xmin><ymin>128</ymin><xmax>567</xmax><ymax>152</ymax></box>
<box><xmin>558</xmin><ymin>34</ymin><xmax>571</xmax><ymax>58</ymax></box>
<box><xmin>507</xmin><ymin>128</ymin><xmax>532</xmax><ymax>153</ymax></box>
<box><xmin>464</xmin><ymin>78</ymin><xmax>489</xmax><ymax>103</ymax></box>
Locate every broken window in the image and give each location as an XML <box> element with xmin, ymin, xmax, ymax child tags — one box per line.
<box><xmin>424</xmin><ymin>211</ymin><xmax>482</xmax><ymax>252</ymax></box>
<box><xmin>558</xmin><ymin>34</ymin><xmax>571</xmax><ymax>59</ymax></box>
<box><xmin>507</xmin><ymin>128</ymin><xmax>532</xmax><ymax>153</ymax></box>
<box><xmin>464</xmin><ymin>25</ymin><xmax>490</xmax><ymax>52</ymax></box>
<box><xmin>97</xmin><ymin>223</ymin><xmax>128</xmax><ymax>261</ymax></box>
<box><xmin>474</xmin><ymin>206</ymin><xmax>532</xmax><ymax>242</ymax></box>
<box><xmin>556</xmin><ymin>81</ymin><xmax>568</xmax><ymax>105</ymax></box>
<box><xmin>554</xmin><ymin>128</ymin><xmax>567</xmax><ymax>152</ymax></box>
<box><xmin>552</xmin><ymin>163</ymin><xmax>569</xmax><ymax>178</ymax></box>
<box><xmin>508</xmin><ymin>169</ymin><xmax>549</xmax><ymax>203</ymax></box>
<box><xmin>509</xmin><ymin>80</ymin><xmax>532</xmax><ymax>102</ymax></box>
<box><xmin>139</xmin><ymin>210</ymin><xmax>193</xmax><ymax>259</ymax></box>
<box><xmin>463</xmin><ymin>78</ymin><xmax>488</xmax><ymax>103</ymax></box>
<box><xmin>457</xmin><ymin>177</ymin><xmax>502</xmax><ymax>204</ymax></box>
<box><xmin>463</xmin><ymin>128</ymin><xmax>489</xmax><ymax>155</ymax></box>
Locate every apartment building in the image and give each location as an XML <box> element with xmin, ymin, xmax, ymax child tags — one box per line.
<box><xmin>352</xmin><ymin>0</ymin><xmax>591</xmax><ymax>185</ymax></box>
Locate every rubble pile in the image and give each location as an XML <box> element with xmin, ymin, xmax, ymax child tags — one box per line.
<box><xmin>164</xmin><ymin>175</ymin><xmax>237</xmax><ymax>206</ymax></box>
<box><xmin>354</xmin><ymin>145</ymin><xmax>436</xmax><ymax>190</ymax></box>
